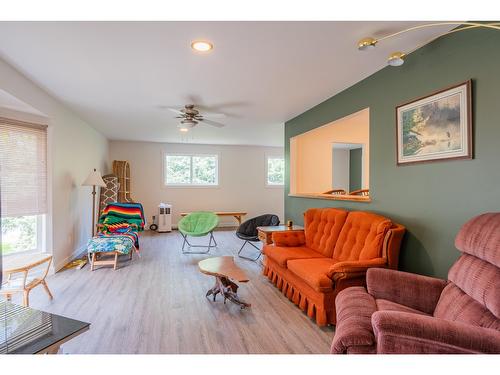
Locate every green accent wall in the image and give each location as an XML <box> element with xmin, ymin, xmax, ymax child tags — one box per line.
<box><xmin>349</xmin><ymin>148</ymin><xmax>362</xmax><ymax>192</ymax></box>
<box><xmin>284</xmin><ymin>27</ymin><xmax>500</xmax><ymax>279</ymax></box>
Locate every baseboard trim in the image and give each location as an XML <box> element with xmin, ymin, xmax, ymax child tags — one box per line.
<box><xmin>54</xmin><ymin>245</ymin><xmax>87</xmax><ymax>272</ymax></box>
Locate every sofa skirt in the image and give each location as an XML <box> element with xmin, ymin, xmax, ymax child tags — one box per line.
<box><xmin>263</xmin><ymin>258</ymin><xmax>337</xmax><ymax>326</ymax></box>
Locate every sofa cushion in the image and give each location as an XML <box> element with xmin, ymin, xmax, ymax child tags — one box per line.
<box><xmin>287</xmin><ymin>258</ymin><xmax>336</xmax><ymax>292</ymax></box>
<box><xmin>434</xmin><ymin>283</ymin><xmax>500</xmax><ymax>330</ymax></box>
<box><xmin>304</xmin><ymin>208</ymin><xmax>348</xmax><ymax>258</ymax></box>
<box><xmin>332</xmin><ymin>211</ymin><xmax>392</xmax><ymax>262</ymax></box>
<box><xmin>331</xmin><ymin>287</ymin><xmax>377</xmax><ymax>354</ymax></box>
<box><xmin>376</xmin><ymin>299</ymin><xmax>430</xmax><ymax>316</ymax></box>
<box><xmin>263</xmin><ymin>245</ymin><xmax>324</xmax><ymax>268</ymax></box>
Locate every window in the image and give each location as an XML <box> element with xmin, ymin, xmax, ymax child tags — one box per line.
<box><xmin>165</xmin><ymin>154</ymin><xmax>218</xmax><ymax>186</ymax></box>
<box><xmin>267</xmin><ymin>156</ymin><xmax>285</xmax><ymax>186</ymax></box>
<box><xmin>0</xmin><ymin>117</ymin><xmax>48</xmax><ymax>255</ymax></box>
<box><xmin>1</xmin><ymin>215</ymin><xmax>45</xmax><ymax>255</ymax></box>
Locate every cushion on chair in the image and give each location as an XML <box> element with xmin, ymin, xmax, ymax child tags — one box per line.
<box><xmin>304</xmin><ymin>208</ymin><xmax>348</xmax><ymax>257</ymax></box>
<box><xmin>236</xmin><ymin>214</ymin><xmax>280</xmax><ymax>239</ymax></box>
<box><xmin>446</xmin><ymin>254</ymin><xmax>500</xmax><ymax>318</ymax></box>
<box><xmin>178</xmin><ymin>212</ymin><xmax>219</xmax><ymax>237</ymax></box>
<box><xmin>263</xmin><ymin>245</ymin><xmax>324</xmax><ymax>268</ymax></box>
<box><xmin>332</xmin><ymin>211</ymin><xmax>392</xmax><ymax>262</ymax></box>
<box><xmin>434</xmin><ymin>283</ymin><xmax>500</xmax><ymax>330</ymax></box>
<box><xmin>87</xmin><ymin>236</ymin><xmax>134</xmax><ymax>255</ymax></box>
<box><xmin>454</xmin><ymin>212</ymin><xmax>500</xmax><ymax>268</ymax></box>
<box><xmin>331</xmin><ymin>287</ymin><xmax>377</xmax><ymax>354</ymax></box>
<box><xmin>287</xmin><ymin>258</ymin><xmax>337</xmax><ymax>292</ymax></box>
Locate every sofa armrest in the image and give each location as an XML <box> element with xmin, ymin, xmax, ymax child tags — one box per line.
<box><xmin>272</xmin><ymin>230</ymin><xmax>306</xmax><ymax>247</ymax></box>
<box><xmin>383</xmin><ymin>223</ymin><xmax>405</xmax><ymax>269</ymax></box>
<box><xmin>372</xmin><ymin>311</ymin><xmax>500</xmax><ymax>354</ymax></box>
<box><xmin>327</xmin><ymin>257</ymin><xmax>387</xmax><ymax>278</ymax></box>
<box><xmin>367</xmin><ymin>268</ymin><xmax>447</xmax><ymax>315</ymax></box>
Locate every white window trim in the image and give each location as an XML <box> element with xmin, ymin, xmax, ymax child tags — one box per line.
<box><xmin>162</xmin><ymin>152</ymin><xmax>220</xmax><ymax>188</ymax></box>
<box><xmin>265</xmin><ymin>155</ymin><xmax>285</xmax><ymax>187</ymax></box>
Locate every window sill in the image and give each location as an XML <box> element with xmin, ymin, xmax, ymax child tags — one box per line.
<box><xmin>288</xmin><ymin>192</ymin><xmax>371</xmax><ymax>203</ymax></box>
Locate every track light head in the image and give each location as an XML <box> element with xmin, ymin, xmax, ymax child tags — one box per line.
<box><xmin>387</xmin><ymin>51</ymin><xmax>406</xmax><ymax>66</ymax></box>
<box><xmin>357</xmin><ymin>37</ymin><xmax>377</xmax><ymax>51</ymax></box>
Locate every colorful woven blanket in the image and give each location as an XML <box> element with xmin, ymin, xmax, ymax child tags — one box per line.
<box><xmin>99</xmin><ymin>202</ymin><xmax>145</xmax><ymax>232</ymax></box>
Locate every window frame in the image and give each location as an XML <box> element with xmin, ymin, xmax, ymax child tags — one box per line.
<box><xmin>163</xmin><ymin>152</ymin><xmax>220</xmax><ymax>187</ymax></box>
<box><xmin>265</xmin><ymin>155</ymin><xmax>285</xmax><ymax>187</ymax></box>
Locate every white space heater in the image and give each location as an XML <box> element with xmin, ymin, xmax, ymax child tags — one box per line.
<box><xmin>157</xmin><ymin>203</ymin><xmax>172</xmax><ymax>232</ymax></box>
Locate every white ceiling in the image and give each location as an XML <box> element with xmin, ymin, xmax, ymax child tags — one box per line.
<box><xmin>0</xmin><ymin>22</ymin><xmax>454</xmax><ymax>146</ymax></box>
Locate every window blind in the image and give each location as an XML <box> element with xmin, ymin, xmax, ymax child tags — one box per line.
<box><xmin>0</xmin><ymin>117</ymin><xmax>48</xmax><ymax>217</ymax></box>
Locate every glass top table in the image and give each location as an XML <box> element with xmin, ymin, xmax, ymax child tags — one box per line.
<box><xmin>0</xmin><ymin>301</ymin><xmax>90</xmax><ymax>354</ymax></box>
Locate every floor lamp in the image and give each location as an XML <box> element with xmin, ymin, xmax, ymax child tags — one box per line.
<box><xmin>82</xmin><ymin>169</ymin><xmax>106</xmax><ymax>237</ymax></box>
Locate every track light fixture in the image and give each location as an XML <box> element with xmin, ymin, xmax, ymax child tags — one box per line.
<box><xmin>357</xmin><ymin>22</ymin><xmax>500</xmax><ymax>67</ymax></box>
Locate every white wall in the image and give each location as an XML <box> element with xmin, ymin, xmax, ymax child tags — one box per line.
<box><xmin>0</xmin><ymin>58</ymin><xmax>109</xmax><ymax>271</ymax></box>
<box><xmin>109</xmin><ymin>141</ymin><xmax>284</xmax><ymax>227</ymax></box>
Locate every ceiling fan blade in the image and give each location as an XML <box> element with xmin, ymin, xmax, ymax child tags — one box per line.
<box><xmin>200</xmin><ymin>118</ymin><xmax>225</xmax><ymax>128</ymax></box>
<box><xmin>167</xmin><ymin>107</ymin><xmax>184</xmax><ymax>115</ymax></box>
<box><xmin>202</xmin><ymin>112</ymin><xmax>226</xmax><ymax>119</ymax></box>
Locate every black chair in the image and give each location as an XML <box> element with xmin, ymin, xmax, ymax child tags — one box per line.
<box><xmin>236</xmin><ymin>214</ymin><xmax>280</xmax><ymax>261</ymax></box>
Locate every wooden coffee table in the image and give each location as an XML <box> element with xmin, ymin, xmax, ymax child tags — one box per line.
<box><xmin>198</xmin><ymin>256</ymin><xmax>251</xmax><ymax>309</ymax></box>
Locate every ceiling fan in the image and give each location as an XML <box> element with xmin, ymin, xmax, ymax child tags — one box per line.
<box><xmin>167</xmin><ymin>104</ymin><xmax>226</xmax><ymax>132</ymax></box>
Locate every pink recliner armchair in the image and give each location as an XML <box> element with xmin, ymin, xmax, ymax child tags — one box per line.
<box><xmin>331</xmin><ymin>212</ymin><xmax>500</xmax><ymax>354</ymax></box>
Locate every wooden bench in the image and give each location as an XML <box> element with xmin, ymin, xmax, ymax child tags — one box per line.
<box><xmin>180</xmin><ymin>211</ymin><xmax>247</xmax><ymax>226</ymax></box>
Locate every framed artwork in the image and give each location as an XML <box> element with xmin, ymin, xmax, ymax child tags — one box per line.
<box><xmin>396</xmin><ymin>80</ymin><xmax>472</xmax><ymax>165</ymax></box>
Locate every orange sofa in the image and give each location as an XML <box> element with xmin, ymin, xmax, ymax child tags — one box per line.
<box><xmin>262</xmin><ymin>208</ymin><xmax>405</xmax><ymax>326</ymax></box>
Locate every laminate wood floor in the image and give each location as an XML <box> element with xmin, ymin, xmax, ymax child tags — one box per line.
<box><xmin>11</xmin><ymin>230</ymin><xmax>334</xmax><ymax>354</ymax></box>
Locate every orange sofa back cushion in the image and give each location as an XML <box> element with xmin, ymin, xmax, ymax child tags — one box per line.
<box><xmin>304</xmin><ymin>208</ymin><xmax>348</xmax><ymax>257</ymax></box>
<box><xmin>332</xmin><ymin>211</ymin><xmax>392</xmax><ymax>262</ymax></box>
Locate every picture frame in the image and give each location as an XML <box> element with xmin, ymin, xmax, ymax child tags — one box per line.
<box><xmin>396</xmin><ymin>80</ymin><xmax>472</xmax><ymax>165</ymax></box>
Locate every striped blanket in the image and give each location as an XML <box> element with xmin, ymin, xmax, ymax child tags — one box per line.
<box><xmin>99</xmin><ymin>202</ymin><xmax>145</xmax><ymax>232</ymax></box>
<box><xmin>98</xmin><ymin>202</ymin><xmax>145</xmax><ymax>248</ymax></box>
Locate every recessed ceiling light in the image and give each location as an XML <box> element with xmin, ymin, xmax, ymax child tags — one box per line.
<box><xmin>191</xmin><ymin>40</ymin><xmax>213</xmax><ymax>52</ymax></box>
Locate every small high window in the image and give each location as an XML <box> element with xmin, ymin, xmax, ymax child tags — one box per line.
<box><xmin>266</xmin><ymin>157</ymin><xmax>285</xmax><ymax>186</ymax></box>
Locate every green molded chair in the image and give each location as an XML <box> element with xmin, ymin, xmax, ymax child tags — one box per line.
<box><xmin>178</xmin><ymin>211</ymin><xmax>219</xmax><ymax>254</ymax></box>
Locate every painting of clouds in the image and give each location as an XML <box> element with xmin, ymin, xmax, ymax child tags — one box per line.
<box><xmin>397</xmin><ymin>81</ymin><xmax>471</xmax><ymax>165</ymax></box>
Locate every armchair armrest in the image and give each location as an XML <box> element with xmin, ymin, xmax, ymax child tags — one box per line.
<box><xmin>272</xmin><ymin>230</ymin><xmax>306</xmax><ymax>247</ymax></box>
<box><xmin>367</xmin><ymin>268</ymin><xmax>447</xmax><ymax>315</ymax></box>
<box><xmin>372</xmin><ymin>311</ymin><xmax>500</xmax><ymax>354</ymax></box>
<box><xmin>327</xmin><ymin>257</ymin><xmax>387</xmax><ymax>278</ymax></box>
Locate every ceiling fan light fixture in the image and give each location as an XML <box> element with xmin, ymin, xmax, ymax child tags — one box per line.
<box><xmin>357</xmin><ymin>37</ymin><xmax>377</xmax><ymax>51</ymax></box>
<box><xmin>178</xmin><ymin>119</ymin><xmax>196</xmax><ymax>132</ymax></box>
<box><xmin>387</xmin><ymin>51</ymin><xmax>406</xmax><ymax>67</ymax></box>
<box><xmin>191</xmin><ymin>40</ymin><xmax>214</xmax><ymax>52</ymax></box>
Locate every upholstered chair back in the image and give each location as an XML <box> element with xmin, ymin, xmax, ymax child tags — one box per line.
<box><xmin>331</xmin><ymin>211</ymin><xmax>392</xmax><ymax>262</ymax></box>
<box><xmin>433</xmin><ymin>213</ymin><xmax>500</xmax><ymax>330</ymax></box>
<box><xmin>304</xmin><ymin>208</ymin><xmax>348</xmax><ymax>257</ymax></box>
